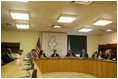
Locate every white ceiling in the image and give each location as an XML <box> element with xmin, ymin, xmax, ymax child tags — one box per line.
<box><xmin>1</xmin><ymin>1</ymin><xmax>117</xmax><ymax>34</ymax></box>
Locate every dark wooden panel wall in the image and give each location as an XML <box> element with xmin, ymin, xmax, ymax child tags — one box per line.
<box><xmin>98</xmin><ymin>43</ymin><xmax>117</xmax><ymax>54</ymax></box>
<box><xmin>1</xmin><ymin>42</ymin><xmax>20</xmax><ymax>54</ymax></box>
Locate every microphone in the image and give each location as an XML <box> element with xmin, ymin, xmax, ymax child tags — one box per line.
<box><xmin>21</xmin><ymin>63</ymin><xmax>34</xmax><ymax>71</ymax></box>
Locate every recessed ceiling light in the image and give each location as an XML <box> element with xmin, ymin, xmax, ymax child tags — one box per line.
<box><xmin>10</xmin><ymin>12</ymin><xmax>29</xmax><ymax>20</ymax></box>
<box><xmin>16</xmin><ymin>24</ymin><xmax>29</xmax><ymax>29</ymax></box>
<box><xmin>78</xmin><ymin>28</ymin><xmax>92</xmax><ymax>32</ymax></box>
<box><xmin>52</xmin><ymin>25</ymin><xmax>62</xmax><ymax>29</ymax></box>
<box><xmin>58</xmin><ymin>15</ymin><xmax>76</xmax><ymax>23</ymax></box>
<box><xmin>106</xmin><ymin>29</ymin><xmax>114</xmax><ymax>32</ymax></box>
<box><xmin>93</xmin><ymin>20</ymin><xmax>112</xmax><ymax>26</ymax></box>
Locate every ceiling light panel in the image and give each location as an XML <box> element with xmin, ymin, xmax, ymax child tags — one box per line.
<box><xmin>10</xmin><ymin>12</ymin><xmax>29</xmax><ymax>20</ymax></box>
<box><xmin>16</xmin><ymin>24</ymin><xmax>29</xmax><ymax>29</ymax></box>
<box><xmin>93</xmin><ymin>20</ymin><xmax>112</xmax><ymax>26</ymax></box>
<box><xmin>78</xmin><ymin>28</ymin><xmax>92</xmax><ymax>32</ymax></box>
<box><xmin>58</xmin><ymin>15</ymin><xmax>76</xmax><ymax>23</ymax></box>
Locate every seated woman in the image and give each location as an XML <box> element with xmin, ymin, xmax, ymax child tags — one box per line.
<box><xmin>91</xmin><ymin>51</ymin><xmax>98</xmax><ymax>59</ymax></box>
<box><xmin>65</xmin><ymin>50</ymin><xmax>76</xmax><ymax>57</ymax></box>
<box><xmin>16</xmin><ymin>49</ymin><xmax>24</xmax><ymax>61</ymax></box>
<box><xmin>80</xmin><ymin>49</ymin><xmax>88</xmax><ymax>58</ymax></box>
<box><xmin>51</xmin><ymin>49</ymin><xmax>60</xmax><ymax>57</ymax></box>
<box><xmin>38</xmin><ymin>50</ymin><xmax>47</xmax><ymax>58</ymax></box>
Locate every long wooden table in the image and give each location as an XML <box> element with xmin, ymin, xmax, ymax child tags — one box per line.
<box><xmin>34</xmin><ymin>58</ymin><xmax>117</xmax><ymax>78</ymax></box>
<box><xmin>1</xmin><ymin>60</ymin><xmax>43</xmax><ymax>78</ymax></box>
<box><xmin>1</xmin><ymin>58</ymin><xmax>117</xmax><ymax>78</ymax></box>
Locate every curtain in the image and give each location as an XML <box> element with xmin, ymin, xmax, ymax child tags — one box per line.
<box><xmin>67</xmin><ymin>35</ymin><xmax>87</xmax><ymax>54</ymax></box>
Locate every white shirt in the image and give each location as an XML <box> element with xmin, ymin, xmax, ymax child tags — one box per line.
<box><xmin>16</xmin><ymin>54</ymin><xmax>23</xmax><ymax>61</ymax></box>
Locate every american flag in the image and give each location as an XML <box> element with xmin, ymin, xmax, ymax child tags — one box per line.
<box><xmin>35</xmin><ymin>37</ymin><xmax>40</xmax><ymax>56</ymax></box>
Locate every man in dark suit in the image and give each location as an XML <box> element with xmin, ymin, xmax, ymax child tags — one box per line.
<box><xmin>111</xmin><ymin>52</ymin><xmax>117</xmax><ymax>60</ymax></box>
<box><xmin>97</xmin><ymin>51</ymin><xmax>104</xmax><ymax>59</ymax></box>
<box><xmin>51</xmin><ymin>49</ymin><xmax>59</xmax><ymax>57</ymax></box>
<box><xmin>92</xmin><ymin>51</ymin><xmax>98</xmax><ymax>59</ymax></box>
<box><xmin>2</xmin><ymin>48</ymin><xmax>14</xmax><ymax>63</ymax></box>
<box><xmin>103</xmin><ymin>50</ymin><xmax>109</xmax><ymax>59</ymax></box>
<box><xmin>108</xmin><ymin>50</ymin><xmax>112</xmax><ymax>60</ymax></box>
<box><xmin>80</xmin><ymin>49</ymin><xmax>88</xmax><ymax>58</ymax></box>
<box><xmin>65</xmin><ymin>50</ymin><xmax>76</xmax><ymax>57</ymax></box>
<box><xmin>108</xmin><ymin>51</ymin><xmax>117</xmax><ymax>60</ymax></box>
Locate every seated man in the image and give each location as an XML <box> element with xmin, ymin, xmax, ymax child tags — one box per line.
<box><xmin>108</xmin><ymin>50</ymin><xmax>112</xmax><ymax>60</ymax></box>
<box><xmin>97</xmin><ymin>51</ymin><xmax>104</xmax><ymax>59</ymax></box>
<box><xmin>51</xmin><ymin>49</ymin><xmax>60</xmax><ymax>57</ymax></box>
<box><xmin>38</xmin><ymin>50</ymin><xmax>47</xmax><ymax>58</ymax></box>
<box><xmin>111</xmin><ymin>52</ymin><xmax>117</xmax><ymax>60</ymax></box>
<box><xmin>103</xmin><ymin>50</ymin><xmax>109</xmax><ymax>59</ymax></box>
<box><xmin>65</xmin><ymin>50</ymin><xmax>76</xmax><ymax>57</ymax></box>
<box><xmin>107</xmin><ymin>49</ymin><xmax>117</xmax><ymax>60</ymax></box>
<box><xmin>80</xmin><ymin>49</ymin><xmax>88</xmax><ymax>58</ymax></box>
<box><xmin>2</xmin><ymin>48</ymin><xmax>14</xmax><ymax>64</ymax></box>
<box><xmin>91</xmin><ymin>51</ymin><xmax>98</xmax><ymax>59</ymax></box>
<box><xmin>27</xmin><ymin>49</ymin><xmax>38</xmax><ymax>59</ymax></box>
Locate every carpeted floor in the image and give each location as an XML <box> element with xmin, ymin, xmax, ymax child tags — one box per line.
<box><xmin>43</xmin><ymin>72</ymin><xmax>99</xmax><ymax>78</ymax></box>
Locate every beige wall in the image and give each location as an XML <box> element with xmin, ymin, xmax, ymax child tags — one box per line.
<box><xmin>101</xmin><ymin>32</ymin><xmax>117</xmax><ymax>44</ymax></box>
<box><xmin>1</xmin><ymin>31</ymin><xmax>117</xmax><ymax>58</ymax></box>
<box><xmin>87</xmin><ymin>35</ymin><xmax>101</xmax><ymax>57</ymax></box>
<box><xmin>88</xmin><ymin>32</ymin><xmax>117</xmax><ymax>57</ymax></box>
<box><xmin>1</xmin><ymin>31</ymin><xmax>40</xmax><ymax>58</ymax></box>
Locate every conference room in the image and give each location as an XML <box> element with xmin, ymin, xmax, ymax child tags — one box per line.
<box><xmin>1</xmin><ymin>1</ymin><xmax>117</xmax><ymax>78</ymax></box>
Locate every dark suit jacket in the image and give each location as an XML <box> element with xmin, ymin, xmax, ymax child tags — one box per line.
<box><xmin>80</xmin><ymin>53</ymin><xmax>88</xmax><ymax>58</ymax></box>
<box><xmin>108</xmin><ymin>54</ymin><xmax>116</xmax><ymax>60</ymax></box>
<box><xmin>51</xmin><ymin>53</ymin><xmax>59</xmax><ymax>57</ymax></box>
<box><xmin>97</xmin><ymin>54</ymin><xmax>104</xmax><ymax>58</ymax></box>
<box><xmin>38</xmin><ymin>53</ymin><xmax>47</xmax><ymax>58</ymax></box>
<box><xmin>65</xmin><ymin>53</ymin><xmax>76</xmax><ymax>57</ymax></box>
<box><xmin>111</xmin><ymin>54</ymin><xmax>117</xmax><ymax>59</ymax></box>
<box><xmin>92</xmin><ymin>54</ymin><xmax>97</xmax><ymax>58</ymax></box>
<box><xmin>102</xmin><ymin>54</ymin><xmax>109</xmax><ymax>59</ymax></box>
<box><xmin>2</xmin><ymin>53</ymin><xmax>14</xmax><ymax>63</ymax></box>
